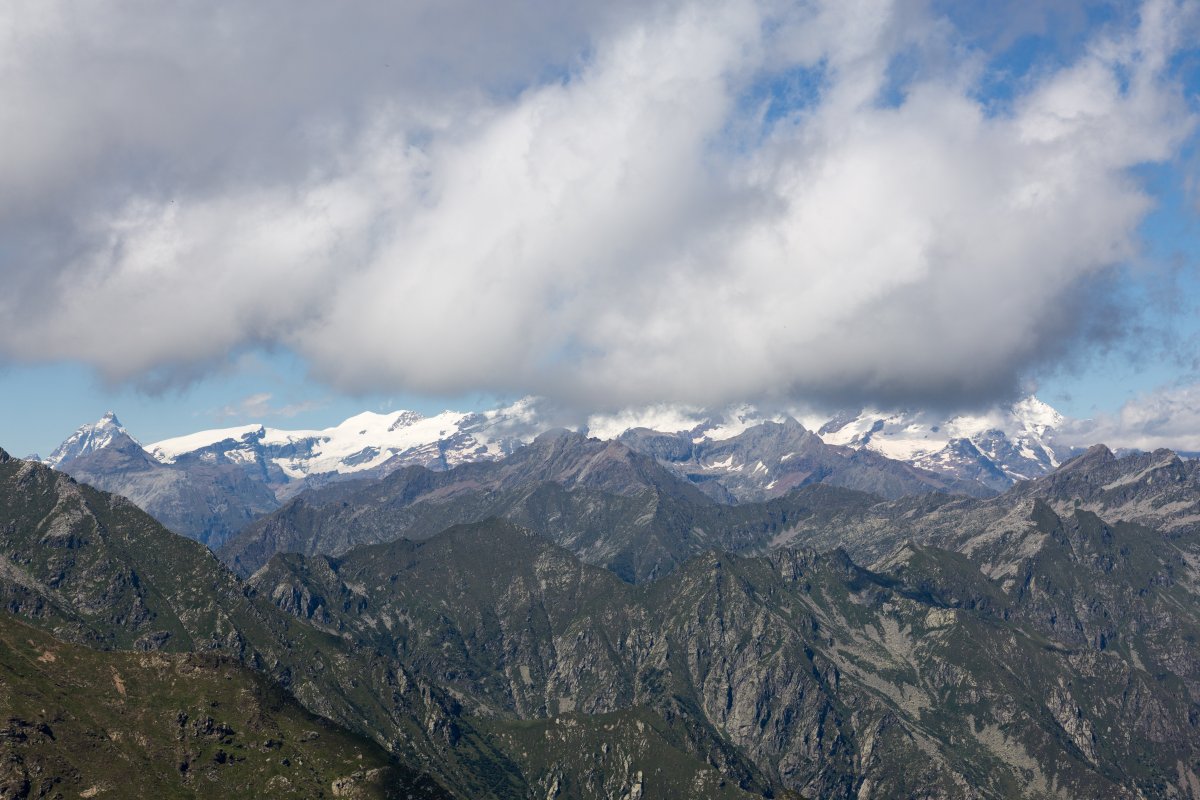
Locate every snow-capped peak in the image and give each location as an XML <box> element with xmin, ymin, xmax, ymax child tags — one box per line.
<box><xmin>43</xmin><ymin>395</ymin><xmax>1072</xmax><ymax>505</ymax></box>
<box><xmin>44</xmin><ymin>411</ymin><xmax>138</xmax><ymax>467</ymax></box>
<box><xmin>142</xmin><ymin>404</ymin><xmax>550</xmax><ymax>487</ymax></box>
<box><xmin>811</xmin><ymin>396</ymin><xmax>1068</xmax><ymax>487</ymax></box>
<box><xmin>149</xmin><ymin>424</ymin><xmax>267</xmax><ymax>463</ymax></box>
<box><xmin>1011</xmin><ymin>396</ymin><xmax>1064</xmax><ymax>434</ymax></box>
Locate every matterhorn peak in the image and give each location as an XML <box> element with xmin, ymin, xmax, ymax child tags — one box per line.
<box><xmin>44</xmin><ymin>411</ymin><xmax>139</xmax><ymax>468</ymax></box>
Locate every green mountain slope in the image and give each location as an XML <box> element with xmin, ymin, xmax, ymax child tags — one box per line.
<box><xmin>0</xmin><ymin>449</ymin><xmax>520</xmax><ymax>799</ymax></box>
<box><xmin>0</xmin><ymin>611</ymin><xmax>442</xmax><ymax>799</ymax></box>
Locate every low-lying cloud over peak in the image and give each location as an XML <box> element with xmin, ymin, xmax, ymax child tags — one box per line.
<box><xmin>1062</xmin><ymin>382</ymin><xmax>1200</xmax><ymax>453</ymax></box>
<box><xmin>1</xmin><ymin>0</ymin><xmax>1196</xmax><ymax>414</ymax></box>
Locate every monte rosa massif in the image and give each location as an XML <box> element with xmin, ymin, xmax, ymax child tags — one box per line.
<box><xmin>41</xmin><ymin>397</ymin><xmax>1066</xmax><ymax>549</ymax></box>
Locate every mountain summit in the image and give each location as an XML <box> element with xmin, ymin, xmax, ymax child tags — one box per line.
<box><xmin>144</xmin><ymin>400</ymin><xmax>545</xmax><ymax>493</ymax></box>
<box><xmin>43</xmin><ymin>411</ymin><xmax>137</xmax><ymax>468</ymax></box>
<box><xmin>815</xmin><ymin>396</ymin><xmax>1067</xmax><ymax>489</ymax></box>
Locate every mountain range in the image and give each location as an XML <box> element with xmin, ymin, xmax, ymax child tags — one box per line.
<box><xmin>813</xmin><ymin>396</ymin><xmax>1068</xmax><ymax>490</ymax></box>
<box><xmin>40</xmin><ymin>412</ymin><xmax>282</xmax><ymax>550</ymax></box>
<box><xmin>39</xmin><ymin>397</ymin><xmax>1074</xmax><ymax>548</ymax></box>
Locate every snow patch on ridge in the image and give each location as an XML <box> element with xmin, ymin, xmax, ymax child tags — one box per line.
<box><xmin>586</xmin><ymin>403</ymin><xmax>785</xmax><ymax>442</ymax></box>
<box><xmin>143</xmin><ymin>398</ymin><xmax>551</xmax><ymax>486</ymax></box>
<box><xmin>813</xmin><ymin>396</ymin><xmax>1067</xmax><ymax>486</ymax></box>
<box><xmin>150</xmin><ymin>424</ymin><xmax>266</xmax><ymax>463</ymax></box>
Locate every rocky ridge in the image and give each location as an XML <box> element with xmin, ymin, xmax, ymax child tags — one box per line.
<box><xmin>219</xmin><ymin>429</ymin><xmax>968</xmax><ymax>581</ymax></box>
<box><xmin>45</xmin><ymin>421</ymin><xmax>281</xmax><ymax>549</ymax></box>
<box><xmin>619</xmin><ymin>415</ymin><xmax>994</xmax><ymax>502</ymax></box>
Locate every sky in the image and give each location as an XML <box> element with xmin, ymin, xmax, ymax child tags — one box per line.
<box><xmin>2</xmin><ymin>0</ymin><xmax>1200</xmax><ymax>458</ymax></box>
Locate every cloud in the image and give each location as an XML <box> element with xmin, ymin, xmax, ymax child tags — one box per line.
<box><xmin>0</xmin><ymin>0</ymin><xmax>1196</xmax><ymax>414</ymax></box>
<box><xmin>1060</xmin><ymin>382</ymin><xmax>1200</xmax><ymax>452</ymax></box>
<box><xmin>215</xmin><ymin>392</ymin><xmax>323</xmax><ymax>421</ymax></box>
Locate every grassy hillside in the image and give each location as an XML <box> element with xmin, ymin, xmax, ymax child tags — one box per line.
<box><xmin>0</xmin><ymin>611</ymin><xmax>447</xmax><ymax>799</ymax></box>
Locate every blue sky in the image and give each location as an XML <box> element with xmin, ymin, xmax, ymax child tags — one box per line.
<box><xmin>2</xmin><ymin>0</ymin><xmax>1199</xmax><ymax>457</ymax></box>
<box><xmin>1038</xmin><ymin>155</ymin><xmax>1200</xmax><ymax>413</ymax></box>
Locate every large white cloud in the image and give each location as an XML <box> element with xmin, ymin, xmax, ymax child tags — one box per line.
<box><xmin>1</xmin><ymin>0</ymin><xmax>1196</xmax><ymax>412</ymax></box>
<box><xmin>1061</xmin><ymin>382</ymin><xmax>1200</xmax><ymax>452</ymax></box>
